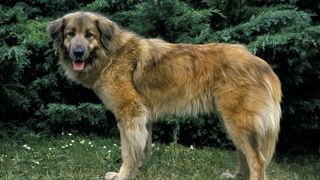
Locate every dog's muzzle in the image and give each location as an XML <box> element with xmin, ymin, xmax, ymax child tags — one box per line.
<box><xmin>70</xmin><ymin>47</ymin><xmax>86</xmax><ymax>71</ymax></box>
<box><xmin>73</xmin><ymin>47</ymin><xmax>85</xmax><ymax>59</ymax></box>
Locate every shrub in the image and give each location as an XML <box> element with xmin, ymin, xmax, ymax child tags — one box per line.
<box><xmin>35</xmin><ymin>103</ymin><xmax>112</xmax><ymax>135</ymax></box>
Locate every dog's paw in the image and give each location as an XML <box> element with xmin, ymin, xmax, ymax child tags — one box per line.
<box><xmin>105</xmin><ymin>172</ymin><xmax>118</xmax><ymax>180</ymax></box>
<box><xmin>221</xmin><ymin>170</ymin><xmax>246</xmax><ymax>180</ymax></box>
<box><xmin>221</xmin><ymin>170</ymin><xmax>236</xmax><ymax>179</ymax></box>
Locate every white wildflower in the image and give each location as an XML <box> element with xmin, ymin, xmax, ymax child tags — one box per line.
<box><xmin>103</xmin><ymin>146</ymin><xmax>107</xmax><ymax>149</ymax></box>
<box><xmin>23</xmin><ymin>144</ymin><xmax>31</xmax><ymax>150</ymax></box>
<box><xmin>32</xmin><ymin>160</ymin><xmax>40</xmax><ymax>165</ymax></box>
<box><xmin>68</xmin><ymin>133</ymin><xmax>72</xmax><ymax>136</ymax></box>
<box><xmin>190</xmin><ymin>145</ymin><xmax>194</xmax><ymax>150</ymax></box>
<box><xmin>80</xmin><ymin>140</ymin><xmax>85</xmax><ymax>144</ymax></box>
<box><xmin>61</xmin><ymin>145</ymin><xmax>69</xmax><ymax>149</ymax></box>
<box><xmin>71</xmin><ymin>140</ymin><xmax>75</xmax><ymax>143</ymax></box>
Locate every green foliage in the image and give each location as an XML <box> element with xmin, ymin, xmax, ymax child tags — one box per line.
<box><xmin>0</xmin><ymin>0</ymin><xmax>319</xmax><ymax>151</ymax></box>
<box><xmin>153</xmin><ymin>116</ymin><xmax>231</xmax><ymax>147</ymax></box>
<box><xmin>84</xmin><ymin>0</ymin><xmax>142</xmax><ymax>13</ymax></box>
<box><xmin>110</xmin><ymin>0</ymin><xmax>216</xmax><ymax>43</ymax></box>
<box><xmin>21</xmin><ymin>19</ymin><xmax>50</xmax><ymax>48</ymax></box>
<box><xmin>210</xmin><ymin>8</ymin><xmax>312</xmax><ymax>43</ymax></box>
<box><xmin>0</xmin><ymin>6</ymin><xmax>32</xmax><ymax>113</ymax></box>
<box><xmin>35</xmin><ymin>103</ymin><xmax>108</xmax><ymax>134</ymax></box>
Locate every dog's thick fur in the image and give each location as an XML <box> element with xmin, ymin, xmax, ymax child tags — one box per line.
<box><xmin>47</xmin><ymin>12</ymin><xmax>281</xmax><ymax>180</ymax></box>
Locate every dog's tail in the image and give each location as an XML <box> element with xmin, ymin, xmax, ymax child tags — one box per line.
<box><xmin>261</xmin><ymin>72</ymin><xmax>282</xmax><ymax>166</ymax></box>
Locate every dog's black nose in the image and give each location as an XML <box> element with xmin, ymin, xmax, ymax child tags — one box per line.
<box><xmin>73</xmin><ymin>48</ymin><xmax>84</xmax><ymax>58</ymax></box>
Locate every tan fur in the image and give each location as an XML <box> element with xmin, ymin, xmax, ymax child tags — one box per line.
<box><xmin>47</xmin><ymin>12</ymin><xmax>282</xmax><ymax>180</ymax></box>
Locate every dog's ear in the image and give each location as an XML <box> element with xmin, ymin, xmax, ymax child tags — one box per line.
<box><xmin>47</xmin><ymin>18</ymin><xmax>64</xmax><ymax>48</ymax></box>
<box><xmin>96</xmin><ymin>17</ymin><xmax>116</xmax><ymax>50</ymax></box>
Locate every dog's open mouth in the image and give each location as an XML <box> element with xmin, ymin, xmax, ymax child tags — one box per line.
<box><xmin>72</xmin><ymin>60</ymin><xmax>85</xmax><ymax>71</ymax></box>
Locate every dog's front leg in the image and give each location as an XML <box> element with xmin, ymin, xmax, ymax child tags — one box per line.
<box><xmin>105</xmin><ymin>107</ymin><xmax>149</xmax><ymax>180</ymax></box>
<box><xmin>98</xmin><ymin>59</ymin><xmax>151</xmax><ymax>180</ymax></box>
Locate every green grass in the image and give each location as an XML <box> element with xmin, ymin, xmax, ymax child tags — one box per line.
<box><xmin>0</xmin><ymin>134</ymin><xmax>319</xmax><ymax>179</ymax></box>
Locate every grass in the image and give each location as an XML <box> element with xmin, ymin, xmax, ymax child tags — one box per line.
<box><xmin>0</xmin><ymin>134</ymin><xmax>319</xmax><ymax>180</ymax></box>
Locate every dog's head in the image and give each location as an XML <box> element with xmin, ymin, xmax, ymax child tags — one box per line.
<box><xmin>47</xmin><ymin>12</ymin><xmax>116</xmax><ymax>71</ymax></box>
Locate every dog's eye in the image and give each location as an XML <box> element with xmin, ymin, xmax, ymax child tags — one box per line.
<box><xmin>85</xmin><ymin>32</ymin><xmax>94</xmax><ymax>38</ymax></box>
<box><xmin>67</xmin><ymin>31</ymin><xmax>75</xmax><ymax>37</ymax></box>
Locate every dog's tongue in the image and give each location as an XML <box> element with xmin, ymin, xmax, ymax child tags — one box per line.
<box><xmin>72</xmin><ymin>61</ymin><xmax>85</xmax><ymax>71</ymax></box>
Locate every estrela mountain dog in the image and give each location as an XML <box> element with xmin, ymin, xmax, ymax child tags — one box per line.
<box><xmin>48</xmin><ymin>12</ymin><xmax>281</xmax><ymax>180</ymax></box>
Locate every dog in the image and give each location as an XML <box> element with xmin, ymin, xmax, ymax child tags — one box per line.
<box><xmin>47</xmin><ymin>12</ymin><xmax>281</xmax><ymax>180</ymax></box>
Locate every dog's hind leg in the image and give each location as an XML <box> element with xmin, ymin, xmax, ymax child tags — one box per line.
<box><xmin>222</xmin><ymin>149</ymin><xmax>249</xmax><ymax>180</ymax></box>
<box><xmin>221</xmin><ymin>149</ymin><xmax>249</xmax><ymax>180</ymax></box>
<box><xmin>222</xmin><ymin>115</ymin><xmax>267</xmax><ymax>180</ymax></box>
<box><xmin>141</xmin><ymin>122</ymin><xmax>153</xmax><ymax>169</ymax></box>
<box><xmin>236</xmin><ymin>149</ymin><xmax>250</xmax><ymax>179</ymax></box>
